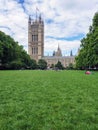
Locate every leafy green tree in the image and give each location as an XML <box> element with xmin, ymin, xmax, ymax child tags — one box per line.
<box><xmin>76</xmin><ymin>12</ymin><xmax>98</xmax><ymax>69</ymax></box>
<box><xmin>55</xmin><ymin>61</ymin><xmax>64</xmax><ymax>70</ymax></box>
<box><xmin>0</xmin><ymin>31</ymin><xmax>32</xmax><ymax>69</ymax></box>
<box><xmin>30</xmin><ymin>59</ymin><xmax>38</xmax><ymax>69</ymax></box>
<box><xmin>38</xmin><ymin>59</ymin><xmax>47</xmax><ymax>70</ymax></box>
<box><xmin>0</xmin><ymin>41</ymin><xmax>3</xmax><ymax>60</ymax></box>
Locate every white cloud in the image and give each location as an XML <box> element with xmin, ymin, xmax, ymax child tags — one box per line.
<box><xmin>0</xmin><ymin>0</ymin><xmax>98</xmax><ymax>55</ymax></box>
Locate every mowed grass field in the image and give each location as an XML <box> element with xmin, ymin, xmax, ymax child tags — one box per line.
<box><xmin>0</xmin><ymin>70</ymin><xmax>98</xmax><ymax>130</ymax></box>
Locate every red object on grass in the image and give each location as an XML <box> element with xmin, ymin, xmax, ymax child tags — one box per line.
<box><xmin>85</xmin><ymin>71</ymin><xmax>91</xmax><ymax>75</ymax></box>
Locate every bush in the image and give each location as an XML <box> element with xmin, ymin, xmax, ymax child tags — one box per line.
<box><xmin>38</xmin><ymin>59</ymin><xmax>47</xmax><ymax>70</ymax></box>
<box><xmin>9</xmin><ymin>60</ymin><xmax>24</xmax><ymax>69</ymax></box>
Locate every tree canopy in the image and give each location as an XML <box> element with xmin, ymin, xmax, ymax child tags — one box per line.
<box><xmin>0</xmin><ymin>31</ymin><xmax>37</xmax><ymax>69</ymax></box>
<box><xmin>38</xmin><ymin>59</ymin><xmax>47</xmax><ymax>70</ymax></box>
<box><xmin>75</xmin><ymin>12</ymin><xmax>98</xmax><ymax>69</ymax></box>
<box><xmin>55</xmin><ymin>61</ymin><xmax>64</xmax><ymax>70</ymax></box>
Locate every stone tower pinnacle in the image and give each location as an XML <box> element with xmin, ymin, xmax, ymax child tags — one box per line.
<box><xmin>70</xmin><ymin>50</ymin><xmax>73</xmax><ymax>56</ymax></box>
<box><xmin>55</xmin><ymin>44</ymin><xmax>62</xmax><ymax>56</ymax></box>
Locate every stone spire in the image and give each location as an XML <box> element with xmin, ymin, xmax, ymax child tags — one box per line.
<box><xmin>28</xmin><ymin>15</ymin><xmax>31</xmax><ymax>24</ymax></box>
<box><xmin>55</xmin><ymin>44</ymin><xmax>62</xmax><ymax>56</ymax></box>
<box><xmin>53</xmin><ymin>51</ymin><xmax>55</xmax><ymax>56</ymax></box>
<box><xmin>70</xmin><ymin>50</ymin><xmax>73</xmax><ymax>56</ymax></box>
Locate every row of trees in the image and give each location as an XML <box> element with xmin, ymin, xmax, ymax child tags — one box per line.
<box><xmin>75</xmin><ymin>12</ymin><xmax>98</xmax><ymax>69</ymax></box>
<box><xmin>50</xmin><ymin>61</ymin><xmax>65</xmax><ymax>70</ymax></box>
<box><xmin>50</xmin><ymin>62</ymin><xmax>75</xmax><ymax>70</ymax></box>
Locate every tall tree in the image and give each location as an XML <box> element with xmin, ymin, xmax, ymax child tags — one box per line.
<box><xmin>76</xmin><ymin>12</ymin><xmax>98</xmax><ymax>69</ymax></box>
<box><xmin>0</xmin><ymin>31</ymin><xmax>32</xmax><ymax>69</ymax></box>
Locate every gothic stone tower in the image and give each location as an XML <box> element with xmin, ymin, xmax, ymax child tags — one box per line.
<box><xmin>28</xmin><ymin>14</ymin><xmax>44</xmax><ymax>61</ymax></box>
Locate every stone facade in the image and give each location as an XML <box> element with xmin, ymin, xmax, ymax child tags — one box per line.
<box><xmin>43</xmin><ymin>56</ymin><xmax>75</xmax><ymax>68</ymax></box>
<box><xmin>28</xmin><ymin>14</ymin><xmax>75</xmax><ymax>68</ymax></box>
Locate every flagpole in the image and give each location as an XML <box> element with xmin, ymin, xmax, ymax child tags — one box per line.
<box><xmin>36</xmin><ymin>7</ymin><xmax>39</xmax><ymax>21</ymax></box>
<box><xmin>36</xmin><ymin>8</ymin><xmax>37</xmax><ymax>21</ymax></box>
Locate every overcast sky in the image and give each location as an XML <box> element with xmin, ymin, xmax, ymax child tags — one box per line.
<box><xmin>0</xmin><ymin>0</ymin><xmax>98</xmax><ymax>56</ymax></box>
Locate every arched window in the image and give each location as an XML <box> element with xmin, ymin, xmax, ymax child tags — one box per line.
<box><xmin>32</xmin><ymin>35</ymin><xmax>38</xmax><ymax>41</ymax></box>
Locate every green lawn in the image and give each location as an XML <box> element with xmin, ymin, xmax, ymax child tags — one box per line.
<box><xmin>0</xmin><ymin>70</ymin><xmax>98</xmax><ymax>130</ymax></box>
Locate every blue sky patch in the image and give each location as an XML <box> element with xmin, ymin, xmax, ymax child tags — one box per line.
<box><xmin>0</xmin><ymin>26</ymin><xmax>11</xmax><ymax>31</ymax></box>
<box><xmin>46</xmin><ymin>33</ymin><xmax>84</xmax><ymax>41</ymax></box>
<box><xmin>16</xmin><ymin>0</ymin><xmax>24</xmax><ymax>4</ymax></box>
<box><xmin>46</xmin><ymin>19</ymin><xmax>54</xmax><ymax>24</ymax></box>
